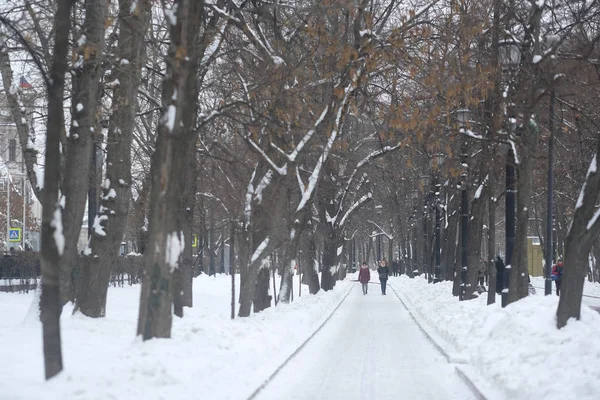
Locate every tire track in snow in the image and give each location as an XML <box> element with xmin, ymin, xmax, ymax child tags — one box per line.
<box><xmin>246</xmin><ymin>283</ymin><xmax>355</xmax><ymax>400</ymax></box>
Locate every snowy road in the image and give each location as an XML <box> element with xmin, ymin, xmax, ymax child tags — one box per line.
<box><xmin>254</xmin><ymin>282</ymin><xmax>476</xmax><ymax>400</ymax></box>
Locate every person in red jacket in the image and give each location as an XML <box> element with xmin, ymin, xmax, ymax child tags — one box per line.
<box><xmin>358</xmin><ymin>261</ymin><xmax>370</xmax><ymax>295</ymax></box>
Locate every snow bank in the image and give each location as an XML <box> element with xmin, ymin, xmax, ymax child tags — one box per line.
<box><xmin>0</xmin><ymin>274</ymin><xmax>351</xmax><ymax>400</ymax></box>
<box><xmin>392</xmin><ymin>275</ymin><xmax>600</xmax><ymax>399</ymax></box>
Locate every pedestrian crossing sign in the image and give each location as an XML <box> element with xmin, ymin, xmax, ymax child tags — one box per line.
<box><xmin>9</xmin><ymin>228</ymin><xmax>21</xmax><ymax>242</ymax></box>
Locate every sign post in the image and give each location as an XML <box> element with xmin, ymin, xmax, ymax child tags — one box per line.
<box><xmin>9</xmin><ymin>227</ymin><xmax>21</xmax><ymax>243</ymax></box>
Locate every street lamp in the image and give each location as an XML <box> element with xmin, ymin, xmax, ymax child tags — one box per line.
<box><xmin>456</xmin><ymin>109</ymin><xmax>470</xmax><ymax>300</ymax></box>
<box><xmin>430</xmin><ymin>154</ymin><xmax>446</xmax><ymax>283</ymax></box>
<box><xmin>498</xmin><ymin>38</ymin><xmax>522</xmax><ymax>71</ymax></box>
<box><xmin>498</xmin><ymin>36</ymin><xmax>521</xmax><ymax>307</ymax></box>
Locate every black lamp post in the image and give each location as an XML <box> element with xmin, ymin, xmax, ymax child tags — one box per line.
<box><xmin>430</xmin><ymin>154</ymin><xmax>445</xmax><ymax>283</ymax></box>
<box><xmin>545</xmin><ymin>91</ymin><xmax>555</xmax><ymax>295</ymax></box>
<box><xmin>498</xmin><ymin>38</ymin><xmax>521</xmax><ymax>307</ymax></box>
<box><xmin>410</xmin><ymin>190</ymin><xmax>419</xmax><ymax>276</ymax></box>
<box><xmin>456</xmin><ymin>109</ymin><xmax>470</xmax><ymax>301</ymax></box>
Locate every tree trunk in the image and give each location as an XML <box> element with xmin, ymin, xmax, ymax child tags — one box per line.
<box><xmin>75</xmin><ymin>0</ymin><xmax>151</xmax><ymax>317</ymax></box>
<box><xmin>453</xmin><ymin>219</ymin><xmax>461</xmax><ymax>297</ymax></box>
<box><xmin>301</xmin><ymin>235</ymin><xmax>320</xmax><ymax>294</ymax></box>
<box><xmin>60</xmin><ymin>0</ymin><xmax>108</xmax><ymax>304</ymax></box>
<box><xmin>487</xmin><ymin>194</ymin><xmax>497</xmax><ymax>305</ymax></box>
<box><xmin>557</xmin><ymin>141</ymin><xmax>600</xmax><ymax>327</ymax></box>
<box><xmin>509</xmin><ymin>122</ymin><xmax>539</xmax><ymax>304</ymax></box>
<box><xmin>40</xmin><ymin>0</ymin><xmax>73</xmax><ymax>379</ymax></box>
<box><xmin>137</xmin><ymin>0</ymin><xmax>203</xmax><ymax>340</ymax></box>
<box><xmin>180</xmin><ymin>148</ymin><xmax>196</xmax><ymax>308</ymax></box>
<box><xmin>321</xmin><ymin>231</ymin><xmax>341</xmax><ymax>291</ymax></box>
<box><xmin>444</xmin><ymin>191</ymin><xmax>460</xmax><ymax>283</ymax></box>
<box><xmin>465</xmin><ymin>179</ymin><xmax>488</xmax><ymax>299</ymax></box>
<box><xmin>278</xmin><ymin>219</ymin><xmax>307</xmax><ymax>303</ymax></box>
<box><xmin>230</xmin><ymin>219</ymin><xmax>236</xmax><ymax>319</ymax></box>
<box><xmin>253</xmin><ymin>266</ymin><xmax>272</xmax><ymax>313</ymax></box>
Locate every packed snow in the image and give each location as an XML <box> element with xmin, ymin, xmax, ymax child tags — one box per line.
<box><xmin>391</xmin><ymin>275</ymin><xmax>600</xmax><ymax>399</ymax></box>
<box><xmin>0</xmin><ymin>274</ymin><xmax>351</xmax><ymax>400</ymax></box>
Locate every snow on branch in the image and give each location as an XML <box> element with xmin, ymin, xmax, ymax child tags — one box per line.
<box><xmin>244</xmin><ymin>167</ymin><xmax>257</xmax><ymax>226</ymax></box>
<box><xmin>474</xmin><ymin>175</ymin><xmax>489</xmax><ymax>200</ymax></box>
<box><xmin>214</xmin><ymin>3</ymin><xmax>284</xmax><ymax>67</ymax></box>
<box><xmin>339</xmin><ymin>193</ymin><xmax>373</xmax><ymax>227</ymax></box>
<box><xmin>295</xmin><ymin>165</ymin><xmax>306</xmax><ymax>193</ymax></box>
<box><xmin>244</xmin><ymin>135</ymin><xmax>288</xmax><ymax>176</ymax></box>
<box><xmin>253</xmin><ymin>170</ymin><xmax>273</xmax><ymax>204</ymax></box>
<box><xmin>335</xmin><ymin>141</ymin><xmax>403</xmax><ymax>221</ymax></box>
<box><xmin>271</xmin><ymin>106</ymin><xmax>328</xmax><ymax>163</ymax></box>
<box><xmin>200</xmin><ymin>21</ymin><xmax>227</xmax><ymax>68</ymax></box>
<box><xmin>251</xmin><ymin>237</ymin><xmax>270</xmax><ymax>263</ymax></box>
<box><xmin>367</xmin><ymin>219</ymin><xmax>394</xmax><ymax>240</ymax></box>
<box><xmin>296</xmin><ymin>67</ymin><xmax>364</xmax><ymax>212</ymax></box>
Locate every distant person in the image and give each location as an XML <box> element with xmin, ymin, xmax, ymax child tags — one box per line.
<box><xmin>495</xmin><ymin>256</ymin><xmax>505</xmax><ymax>294</ymax></box>
<box><xmin>392</xmin><ymin>259</ymin><xmax>399</xmax><ymax>277</ymax></box>
<box><xmin>551</xmin><ymin>258</ymin><xmax>564</xmax><ymax>296</ymax></box>
<box><xmin>377</xmin><ymin>259</ymin><xmax>390</xmax><ymax>295</ymax></box>
<box><xmin>358</xmin><ymin>261</ymin><xmax>370</xmax><ymax>295</ymax></box>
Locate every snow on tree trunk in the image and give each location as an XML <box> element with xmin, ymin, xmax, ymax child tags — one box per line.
<box><xmin>557</xmin><ymin>145</ymin><xmax>600</xmax><ymax>328</ymax></box>
<box><xmin>278</xmin><ymin>210</ymin><xmax>309</xmax><ymax>303</ymax></box>
<box><xmin>137</xmin><ymin>0</ymin><xmax>202</xmax><ymax>339</ymax></box>
<box><xmin>75</xmin><ymin>0</ymin><xmax>151</xmax><ymax>318</ymax></box>
<box><xmin>40</xmin><ymin>0</ymin><xmax>73</xmax><ymax>379</ymax></box>
<box><xmin>60</xmin><ymin>0</ymin><xmax>108</xmax><ymax>304</ymax></box>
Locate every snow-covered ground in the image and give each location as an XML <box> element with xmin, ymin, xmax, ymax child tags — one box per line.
<box><xmin>530</xmin><ymin>276</ymin><xmax>600</xmax><ymax>309</ymax></box>
<box><xmin>0</xmin><ymin>274</ymin><xmax>352</xmax><ymax>400</ymax></box>
<box><xmin>255</xmin><ymin>281</ymin><xmax>475</xmax><ymax>400</ymax></box>
<box><xmin>390</xmin><ymin>275</ymin><xmax>600</xmax><ymax>400</ymax></box>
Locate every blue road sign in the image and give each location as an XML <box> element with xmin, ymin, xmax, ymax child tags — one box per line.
<box><xmin>9</xmin><ymin>228</ymin><xmax>21</xmax><ymax>242</ymax></box>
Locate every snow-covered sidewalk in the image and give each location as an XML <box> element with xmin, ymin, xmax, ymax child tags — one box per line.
<box><xmin>390</xmin><ymin>275</ymin><xmax>600</xmax><ymax>400</ymax></box>
<box><xmin>0</xmin><ymin>274</ymin><xmax>352</xmax><ymax>400</ymax></box>
<box><xmin>255</xmin><ymin>282</ymin><xmax>475</xmax><ymax>400</ymax></box>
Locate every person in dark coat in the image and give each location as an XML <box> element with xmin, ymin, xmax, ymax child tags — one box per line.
<box><xmin>551</xmin><ymin>258</ymin><xmax>564</xmax><ymax>296</ymax></box>
<box><xmin>495</xmin><ymin>256</ymin><xmax>505</xmax><ymax>294</ymax></box>
<box><xmin>392</xmin><ymin>260</ymin><xmax>399</xmax><ymax>277</ymax></box>
<box><xmin>377</xmin><ymin>259</ymin><xmax>390</xmax><ymax>295</ymax></box>
<box><xmin>358</xmin><ymin>261</ymin><xmax>371</xmax><ymax>295</ymax></box>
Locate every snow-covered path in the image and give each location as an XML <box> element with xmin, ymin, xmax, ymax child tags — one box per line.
<box><xmin>254</xmin><ymin>282</ymin><xmax>476</xmax><ymax>400</ymax></box>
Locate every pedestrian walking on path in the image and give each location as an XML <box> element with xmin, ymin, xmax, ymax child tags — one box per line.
<box><xmin>551</xmin><ymin>258</ymin><xmax>564</xmax><ymax>296</ymax></box>
<box><xmin>358</xmin><ymin>261</ymin><xmax>370</xmax><ymax>294</ymax></box>
<box><xmin>378</xmin><ymin>259</ymin><xmax>390</xmax><ymax>295</ymax></box>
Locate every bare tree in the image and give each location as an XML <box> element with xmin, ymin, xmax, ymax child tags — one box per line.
<box><xmin>39</xmin><ymin>0</ymin><xmax>74</xmax><ymax>380</ymax></box>
<box><xmin>75</xmin><ymin>0</ymin><xmax>151</xmax><ymax>317</ymax></box>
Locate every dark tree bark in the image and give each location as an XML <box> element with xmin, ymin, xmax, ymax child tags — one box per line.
<box><xmin>465</xmin><ymin>175</ymin><xmax>488</xmax><ymax>299</ymax></box>
<box><xmin>137</xmin><ymin>0</ymin><xmax>203</xmax><ymax>340</ymax></box>
<box><xmin>75</xmin><ymin>0</ymin><xmax>151</xmax><ymax>317</ymax></box>
<box><xmin>487</xmin><ymin>190</ymin><xmax>497</xmax><ymax>305</ymax></box>
<box><xmin>40</xmin><ymin>0</ymin><xmax>74</xmax><ymax>379</ymax></box>
<box><xmin>301</xmin><ymin>234</ymin><xmax>320</xmax><ymax>294</ymax></box>
<box><xmin>59</xmin><ymin>0</ymin><xmax>108</xmax><ymax>304</ymax></box>
<box><xmin>230</xmin><ymin>219</ymin><xmax>236</xmax><ymax>319</ymax></box>
<box><xmin>557</xmin><ymin>139</ymin><xmax>600</xmax><ymax>328</ymax></box>
<box><xmin>509</xmin><ymin>122</ymin><xmax>539</xmax><ymax>303</ymax></box>
<box><xmin>253</xmin><ymin>267</ymin><xmax>272</xmax><ymax>312</ymax></box>
<box><xmin>279</xmin><ymin>210</ymin><xmax>309</xmax><ymax>303</ymax></box>
<box><xmin>179</xmin><ymin>145</ymin><xmax>197</xmax><ymax>308</ymax></box>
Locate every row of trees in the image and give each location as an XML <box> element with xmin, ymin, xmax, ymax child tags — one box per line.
<box><xmin>1</xmin><ymin>0</ymin><xmax>599</xmax><ymax>380</ymax></box>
